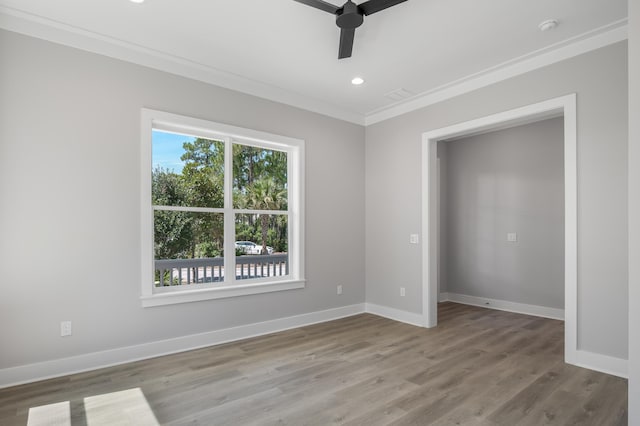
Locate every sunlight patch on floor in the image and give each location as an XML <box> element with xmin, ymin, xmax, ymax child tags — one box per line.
<box><xmin>27</xmin><ymin>388</ymin><xmax>159</xmax><ymax>426</ymax></box>
<box><xmin>27</xmin><ymin>401</ymin><xmax>71</xmax><ymax>426</ymax></box>
<box><xmin>84</xmin><ymin>388</ymin><xmax>159</xmax><ymax>425</ymax></box>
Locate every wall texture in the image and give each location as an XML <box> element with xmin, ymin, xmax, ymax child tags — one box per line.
<box><xmin>0</xmin><ymin>27</ymin><xmax>630</xmax><ymax>379</ymax></box>
<box><xmin>629</xmin><ymin>0</ymin><xmax>639</xmax><ymax>422</ymax></box>
<box><xmin>366</xmin><ymin>42</ymin><xmax>628</xmax><ymax>359</ymax></box>
<box><xmin>0</xmin><ymin>30</ymin><xmax>365</xmax><ymax>369</ymax></box>
<box><xmin>439</xmin><ymin>118</ymin><xmax>564</xmax><ymax>309</ymax></box>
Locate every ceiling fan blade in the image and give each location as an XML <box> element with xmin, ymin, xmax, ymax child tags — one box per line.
<box><xmin>293</xmin><ymin>0</ymin><xmax>340</xmax><ymax>14</ymax></box>
<box><xmin>338</xmin><ymin>27</ymin><xmax>355</xmax><ymax>59</ymax></box>
<box><xmin>358</xmin><ymin>0</ymin><xmax>407</xmax><ymax>16</ymax></box>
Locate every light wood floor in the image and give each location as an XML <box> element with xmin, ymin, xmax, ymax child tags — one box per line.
<box><xmin>0</xmin><ymin>302</ymin><xmax>628</xmax><ymax>425</ymax></box>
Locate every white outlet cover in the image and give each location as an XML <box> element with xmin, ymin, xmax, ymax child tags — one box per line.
<box><xmin>507</xmin><ymin>232</ymin><xmax>518</xmax><ymax>242</ymax></box>
<box><xmin>409</xmin><ymin>234</ymin><xmax>419</xmax><ymax>244</ymax></box>
<box><xmin>337</xmin><ymin>284</ymin><xmax>343</xmax><ymax>295</ymax></box>
<box><xmin>60</xmin><ymin>321</ymin><xmax>72</xmax><ymax>337</ymax></box>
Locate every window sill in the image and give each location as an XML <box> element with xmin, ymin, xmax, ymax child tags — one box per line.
<box><xmin>141</xmin><ymin>279</ymin><xmax>306</xmax><ymax>308</ymax></box>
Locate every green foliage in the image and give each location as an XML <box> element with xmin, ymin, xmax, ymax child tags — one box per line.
<box><xmin>195</xmin><ymin>241</ymin><xmax>221</xmax><ymax>258</ymax></box>
<box><xmin>152</xmin><ymin>168</ymin><xmax>193</xmax><ymax>259</ymax></box>
<box><xmin>152</xmin><ymin>136</ymin><xmax>289</xmax><ymax>260</ymax></box>
<box><xmin>245</xmin><ymin>178</ymin><xmax>287</xmax><ymax>254</ymax></box>
<box><xmin>233</xmin><ymin>145</ymin><xmax>287</xmax><ymax>208</ymax></box>
<box><xmin>153</xmin><ymin>210</ymin><xmax>193</xmax><ymax>260</ymax></box>
<box><xmin>180</xmin><ymin>138</ymin><xmax>225</xmax><ymax>258</ymax></box>
<box><xmin>152</xmin><ymin>166</ymin><xmax>187</xmax><ymax>206</ymax></box>
<box><xmin>181</xmin><ymin>138</ymin><xmax>225</xmax><ymax>208</ymax></box>
<box><xmin>235</xmin><ymin>221</ymin><xmax>259</xmax><ymax>243</ymax></box>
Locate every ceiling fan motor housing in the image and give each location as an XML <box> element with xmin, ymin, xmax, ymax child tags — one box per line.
<box><xmin>336</xmin><ymin>1</ymin><xmax>364</xmax><ymax>29</ymax></box>
<box><xmin>294</xmin><ymin>0</ymin><xmax>408</xmax><ymax>58</ymax></box>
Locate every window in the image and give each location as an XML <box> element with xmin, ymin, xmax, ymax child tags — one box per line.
<box><xmin>140</xmin><ymin>109</ymin><xmax>305</xmax><ymax>307</ymax></box>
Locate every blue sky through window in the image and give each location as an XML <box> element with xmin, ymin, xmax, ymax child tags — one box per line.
<box><xmin>152</xmin><ymin>130</ymin><xmax>194</xmax><ymax>174</ymax></box>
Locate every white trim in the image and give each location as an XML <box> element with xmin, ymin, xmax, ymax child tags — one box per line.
<box><xmin>0</xmin><ymin>6</ymin><xmax>365</xmax><ymax>126</ymax></box>
<box><xmin>421</xmin><ymin>129</ymin><xmax>439</xmax><ymax>328</ymax></box>
<box><xmin>140</xmin><ymin>109</ymin><xmax>154</xmax><ymax>298</ymax></box>
<box><xmin>628</xmin><ymin>0</ymin><xmax>640</xmax><ymax>421</ymax></box>
<box><xmin>445</xmin><ymin>292</ymin><xmax>565</xmax><ymax>321</ymax></box>
<box><xmin>421</xmin><ymin>94</ymin><xmax>578</xmax><ymax>363</ymax></box>
<box><xmin>141</xmin><ymin>280</ymin><xmax>306</xmax><ymax>308</ymax></box>
<box><xmin>364</xmin><ymin>303</ymin><xmax>425</xmax><ymax>327</ymax></box>
<box><xmin>140</xmin><ymin>108</ymin><xmax>305</xmax><ymax>306</ymax></box>
<box><xmin>563</xmin><ymin>97</ymin><xmax>579</xmax><ymax>365</ymax></box>
<box><xmin>438</xmin><ymin>292</ymin><xmax>450</xmax><ymax>302</ymax></box>
<box><xmin>0</xmin><ymin>6</ymin><xmax>627</xmax><ymax>127</ymax></box>
<box><xmin>153</xmin><ymin>205</ymin><xmax>226</xmax><ymax>214</ymax></box>
<box><xmin>573</xmin><ymin>350</ymin><xmax>628</xmax><ymax>379</ymax></box>
<box><xmin>0</xmin><ymin>303</ymin><xmax>365</xmax><ymax>389</ymax></box>
<box><xmin>148</xmin><ymin>109</ymin><xmax>304</xmax><ymax>148</ymax></box>
<box><xmin>1</xmin><ymin>298</ymin><xmax>626</xmax><ymax>389</ymax></box>
<box><xmin>366</xmin><ymin>20</ymin><xmax>627</xmax><ymax>125</ymax></box>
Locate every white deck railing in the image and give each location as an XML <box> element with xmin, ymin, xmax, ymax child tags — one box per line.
<box><xmin>155</xmin><ymin>254</ymin><xmax>288</xmax><ymax>286</ymax></box>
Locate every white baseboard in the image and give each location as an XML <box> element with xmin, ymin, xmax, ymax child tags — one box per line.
<box><xmin>0</xmin><ymin>303</ymin><xmax>365</xmax><ymax>389</ymax></box>
<box><xmin>572</xmin><ymin>349</ymin><xmax>628</xmax><ymax>379</ymax></box>
<box><xmin>365</xmin><ymin>303</ymin><xmax>425</xmax><ymax>327</ymax></box>
<box><xmin>2</xmin><ymin>299</ymin><xmax>626</xmax><ymax>389</ymax></box>
<box><xmin>445</xmin><ymin>292</ymin><xmax>565</xmax><ymax>321</ymax></box>
<box><xmin>439</xmin><ymin>292</ymin><xmax>450</xmax><ymax>302</ymax></box>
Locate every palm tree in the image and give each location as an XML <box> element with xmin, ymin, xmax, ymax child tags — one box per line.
<box><xmin>245</xmin><ymin>178</ymin><xmax>287</xmax><ymax>254</ymax></box>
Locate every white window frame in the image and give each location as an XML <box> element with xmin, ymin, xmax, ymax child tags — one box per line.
<box><xmin>140</xmin><ymin>108</ymin><xmax>305</xmax><ymax>307</ymax></box>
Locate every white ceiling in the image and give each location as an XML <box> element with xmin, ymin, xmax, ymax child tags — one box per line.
<box><xmin>0</xmin><ymin>0</ymin><xmax>628</xmax><ymax>124</ymax></box>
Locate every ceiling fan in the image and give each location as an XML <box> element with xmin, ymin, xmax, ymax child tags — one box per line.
<box><xmin>294</xmin><ymin>0</ymin><xmax>408</xmax><ymax>59</ymax></box>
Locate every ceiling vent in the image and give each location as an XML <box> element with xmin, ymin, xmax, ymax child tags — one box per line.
<box><xmin>384</xmin><ymin>88</ymin><xmax>414</xmax><ymax>102</ymax></box>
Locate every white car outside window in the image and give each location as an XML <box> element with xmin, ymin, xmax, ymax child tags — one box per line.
<box><xmin>235</xmin><ymin>241</ymin><xmax>273</xmax><ymax>255</ymax></box>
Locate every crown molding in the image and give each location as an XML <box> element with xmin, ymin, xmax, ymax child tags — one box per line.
<box><xmin>365</xmin><ymin>19</ymin><xmax>628</xmax><ymax>125</ymax></box>
<box><xmin>0</xmin><ymin>6</ymin><xmax>366</xmax><ymax>126</ymax></box>
<box><xmin>0</xmin><ymin>6</ymin><xmax>628</xmax><ymax>128</ymax></box>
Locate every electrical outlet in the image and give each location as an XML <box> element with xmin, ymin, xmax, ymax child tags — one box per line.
<box><xmin>60</xmin><ymin>321</ymin><xmax>72</xmax><ymax>337</ymax></box>
<box><xmin>507</xmin><ymin>232</ymin><xmax>518</xmax><ymax>242</ymax></box>
<box><xmin>337</xmin><ymin>284</ymin><xmax>343</xmax><ymax>295</ymax></box>
<box><xmin>409</xmin><ymin>234</ymin><xmax>419</xmax><ymax>244</ymax></box>
<box><xmin>400</xmin><ymin>287</ymin><xmax>406</xmax><ymax>297</ymax></box>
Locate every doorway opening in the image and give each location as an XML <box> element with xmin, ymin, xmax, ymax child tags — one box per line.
<box><xmin>421</xmin><ymin>94</ymin><xmax>577</xmax><ymax>364</ymax></box>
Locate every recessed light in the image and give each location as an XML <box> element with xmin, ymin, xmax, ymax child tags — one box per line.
<box><xmin>351</xmin><ymin>77</ymin><xmax>365</xmax><ymax>86</ymax></box>
<box><xmin>130</xmin><ymin>0</ymin><xmax>145</xmax><ymax>3</ymax></box>
<box><xmin>538</xmin><ymin>19</ymin><xmax>559</xmax><ymax>32</ymax></box>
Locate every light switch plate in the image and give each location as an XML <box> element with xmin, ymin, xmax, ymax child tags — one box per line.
<box><xmin>409</xmin><ymin>234</ymin><xmax>419</xmax><ymax>244</ymax></box>
<box><xmin>507</xmin><ymin>232</ymin><xmax>518</xmax><ymax>242</ymax></box>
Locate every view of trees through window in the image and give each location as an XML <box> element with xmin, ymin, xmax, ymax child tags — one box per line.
<box><xmin>152</xmin><ymin>130</ymin><xmax>289</xmax><ymax>286</ymax></box>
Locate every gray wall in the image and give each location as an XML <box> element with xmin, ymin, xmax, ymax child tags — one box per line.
<box><xmin>366</xmin><ymin>42</ymin><xmax>628</xmax><ymax>359</ymax></box>
<box><xmin>629</xmin><ymin>1</ymin><xmax>639</xmax><ymax>422</ymax></box>
<box><xmin>0</xmin><ymin>30</ymin><xmax>365</xmax><ymax>369</ymax></box>
<box><xmin>0</xmin><ymin>28</ymin><xmax>630</xmax><ymax>371</ymax></box>
<box><xmin>438</xmin><ymin>118</ymin><xmax>564</xmax><ymax>309</ymax></box>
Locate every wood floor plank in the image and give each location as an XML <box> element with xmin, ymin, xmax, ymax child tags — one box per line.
<box><xmin>0</xmin><ymin>302</ymin><xmax>628</xmax><ymax>425</ymax></box>
<box><xmin>486</xmin><ymin>361</ymin><xmax>569</xmax><ymax>423</ymax></box>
